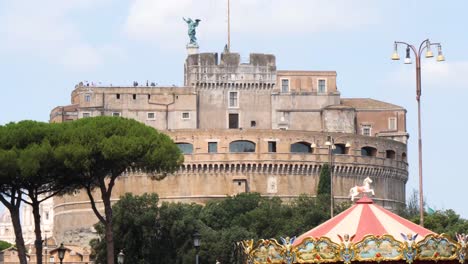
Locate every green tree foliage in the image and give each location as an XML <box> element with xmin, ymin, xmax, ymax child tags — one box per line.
<box><xmin>317</xmin><ymin>164</ymin><xmax>331</xmax><ymax>196</ymax></box>
<box><xmin>92</xmin><ymin>192</ymin><xmax>338</xmax><ymax>264</ymax></box>
<box><xmin>0</xmin><ymin>121</ymin><xmax>70</xmax><ymax>264</ymax></box>
<box><xmin>399</xmin><ymin>189</ymin><xmax>468</xmax><ymax>237</ymax></box>
<box><xmin>424</xmin><ymin>209</ymin><xmax>468</xmax><ymax>236</ymax></box>
<box><xmin>57</xmin><ymin>116</ymin><xmax>182</xmax><ymax>264</ymax></box>
<box><xmin>0</xmin><ymin>240</ymin><xmax>12</xmax><ymax>251</ymax></box>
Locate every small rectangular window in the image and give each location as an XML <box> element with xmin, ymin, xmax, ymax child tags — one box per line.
<box><xmin>208</xmin><ymin>142</ymin><xmax>218</xmax><ymax>153</ymax></box>
<box><xmin>250</xmin><ymin>120</ymin><xmax>256</xmax><ymax>127</ymax></box>
<box><xmin>116</xmin><ymin>94</ymin><xmax>120</xmax><ymax>99</ymax></box>
<box><xmin>133</xmin><ymin>94</ymin><xmax>136</xmax><ymax>100</ymax></box>
<box><xmin>268</xmin><ymin>141</ymin><xmax>277</xmax><ymax>153</ymax></box>
<box><xmin>112</xmin><ymin>112</ymin><xmax>121</xmax><ymax>117</ymax></box>
<box><xmin>147</xmin><ymin>112</ymin><xmax>155</xmax><ymax>120</ymax></box>
<box><xmin>388</xmin><ymin>117</ymin><xmax>397</xmax><ymax>130</ymax></box>
<box><xmin>362</xmin><ymin>125</ymin><xmax>372</xmax><ymax>136</ymax></box>
<box><xmin>82</xmin><ymin>112</ymin><xmax>91</xmax><ymax>118</ymax></box>
<box><xmin>229</xmin><ymin>91</ymin><xmax>238</xmax><ymax>108</ymax></box>
<box><xmin>280</xmin><ymin>112</ymin><xmax>289</xmax><ymax>122</ymax></box>
<box><xmin>182</xmin><ymin>112</ymin><xmax>190</xmax><ymax>119</ymax></box>
<box><xmin>84</xmin><ymin>94</ymin><xmax>91</xmax><ymax>102</ymax></box>
<box><xmin>281</xmin><ymin>79</ymin><xmax>289</xmax><ymax>93</ymax></box>
<box><xmin>148</xmin><ymin>94</ymin><xmax>151</xmax><ymax>100</ymax></box>
<box><xmin>318</xmin><ymin>79</ymin><xmax>327</xmax><ymax>93</ymax></box>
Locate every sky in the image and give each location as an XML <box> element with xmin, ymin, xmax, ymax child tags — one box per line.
<box><xmin>0</xmin><ymin>0</ymin><xmax>467</xmax><ymax>218</ymax></box>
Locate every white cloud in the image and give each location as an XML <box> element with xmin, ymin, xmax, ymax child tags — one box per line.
<box><xmin>0</xmin><ymin>0</ymin><xmax>113</xmax><ymax>71</ymax></box>
<box><xmin>124</xmin><ymin>0</ymin><xmax>380</xmax><ymax>44</ymax></box>
<box><xmin>386</xmin><ymin>60</ymin><xmax>468</xmax><ymax>91</ymax></box>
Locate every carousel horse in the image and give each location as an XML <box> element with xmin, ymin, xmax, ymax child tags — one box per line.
<box><xmin>349</xmin><ymin>177</ymin><xmax>375</xmax><ymax>201</ymax></box>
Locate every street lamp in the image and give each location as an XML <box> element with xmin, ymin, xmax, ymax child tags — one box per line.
<box><xmin>324</xmin><ymin>135</ymin><xmax>351</xmax><ymax>218</ymax></box>
<box><xmin>193</xmin><ymin>230</ymin><xmax>201</xmax><ymax>264</ymax></box>
<box><xmin>57</xmin><ymin>243</ymin><xmax>66</xmax><ymax>264</ymax></box>
<box><xmin>392</xmin><ymin>39</ymin><xmax>444</xmax><ymax>227</ymax></box>
<box><xmin>117</xmin><ymin>250</ymin><xmax>125</xmax><ymax>264</ymax></box>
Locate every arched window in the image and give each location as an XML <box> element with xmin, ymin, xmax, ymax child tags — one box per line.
<box><xmin>291</xmin><ymin>142</ymin><xmax>312</xmax><ymax>153</ymax></box>
<box><xmin>333</xmin><ymin>143</ymin><xmax>350</xmax><ymax>154</ymax></box>
<box><xmin>229</xmin><ymin>140</ymin><xmax>255</xmax><ymax>152</ymax></box>
<box><xmin>361</xmin><ymin>146</ymin><xmax>377</xmax><ymax>157</ymax></box>
<box><xmin>402</xmin><ymin>152</ymin><xmax>407</xmax><ymax>161</ymax></box>
<box><xmin>386</xmin><ymin>150</ymin><xmax>396</xmax><ymax>159</ymax></box>
<box><xmin>176</xmin><ymin>143</ymin><xmax>193</xmax><ymax>154</ymax></box>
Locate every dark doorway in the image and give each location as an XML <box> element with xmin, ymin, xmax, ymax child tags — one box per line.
<box><xmin>229</xmin><ymin>113</ymin><xmax>239</xmax><ymax>129</ymax></box>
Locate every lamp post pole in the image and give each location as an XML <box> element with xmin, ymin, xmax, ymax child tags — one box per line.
<box><xmin>328</xmin><ymin>140</ymin><xmax>334</xmax><ymax>218</ymax></box>
<box><xmin>392</xmin><ymin>39</ymin><xmax>445</xmax><ymax>227</ymax></box>
<box><xmin>193</xmin><ymin>230</ymin><xmax>201</xmax><ymax>264</ymax></box>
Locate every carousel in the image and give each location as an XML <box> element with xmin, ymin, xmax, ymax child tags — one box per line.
<box><xmin>238</xmin><ymin>178</ymin><xmax>468</xmax><ymax>264</ymax></box>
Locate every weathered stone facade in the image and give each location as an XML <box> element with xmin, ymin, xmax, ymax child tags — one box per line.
<box><xmin>50</xmin><ymin>50</ymin><xmax>408</xmax><ymax>246</ymax></box>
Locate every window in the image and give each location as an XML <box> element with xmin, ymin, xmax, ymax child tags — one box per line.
<box><xmin>332</xmin><ymin>144</ymin><xmax>346</xmax><ymax>154</ymax></box>
<box><xmin>112</xmin><ymin>112</ymin><xmax>121</xmax><ymax>117</ymax></box>
<box><xmin>402</xmin><ymin>152</ymin><xmax>407</xmax><ymax>161</ymax></box>
<box><xmin>82</xmin><ymin>112</ymin><xmax>91</xmax><ymax>118</ymax></box>
<box><xmin>281</xmin><ymin>79</ymin><xmax>289</xmax><ymax>93</ymax></box>
<box><xmin>229</xmin><ymin>91</ymin><xmax>238</xmax><ymax>108</ymax></box>
<box><xmin>291</xmin><ymin>142</ymin><xmax>312</xmax><ymax>153</ymax></box>
<box><xmin>116</xmin><ymin>94</ymin><xmax>120</xmax><ymax>99</ymax></box>
<box><xmin>208</xmin><ymin>142</ymin><xmax>218</xmax><ymax>153</ymax></box>
<box><xmin>361</xmin><ymin>146</ymin><xmax>377</xmax><ymax>157</ymax></box>
<box><xmin>318</xmin><ymin>79</ymin><xmax>327</xmax><ymax>93</ymax></box>
<box><xmin>84</xmin><ymin>94</ymin><xmax>91</xmax><ymax>102</ymax></box>
<box><xmin>176</xmin><ymin>143</ymin><xmax>193</xmax><ymax>154</ymax></box>
<box><xmin>148</xmin><ymin>94</ymin><xmax>151</xmax><ymax>99</ymax></box>
<box><xmin>147</xmin><ymin>112</ymin><xmax>155</xmax><ymax>120</ymax></box>
<box><xmin>45</xmin><ymin>212</ymin><xmax>49</xmax><ymax>220</ymax></box>
<box><xmin>250</xmin><ymin>121</ymin><xmax>256</xmax><ymax>127</ymax></box>
<box><xmin>279</xmin><ymin>111</ymin><xmax>290</xmax><ymax>123</ymax></box>
<box><xmin>182</xmin><ymin>112</ymin><xmax>190</xmax><ymax>119</ymax></box>
<box><xmin>133</xmin><ymin>94</ymin><xmax>137</xmax><ymax>100</ymax></box>
<box><xmin>388</xmin><ymin>117</ymin><xmax>397</xmax><ymax>130</ymax></box>
<box><xmin>386</xmin><ymin>150</ymin><xmax>396</xmax><ymax>159</ymax></box>
<box><xmin>229</xmin><ymin>140</ymin><xmax>255</xmax><ymax>152</ymax></box>
<box><xmin>229</xmin><ymin>113</ymin><xmax>239</xmax><ymax>129</ymax></box>
<box><xmin>49</xmin><ymin>256</ymin><xmax>55</xmax><ymax>263</ymax></box>
<box><xmin>362</xmin><ymin>125</ymin><xmax>372</xmax><ymax>136</ymax></box>
<box><xmin>268</xmin><ymin>141</ymin><xmax>277</xmax><ymax>153</ymax></box>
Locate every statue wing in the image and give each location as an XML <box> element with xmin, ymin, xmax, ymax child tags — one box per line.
<box><xmin>337</xmin><ymin>234</ymin><xmax>343</xmax><ymax>242</ymax></box>
<box><xmin>412</xmin><ymin>234</ymin><xmax>418</xmax><ymax>241</ymax></box>
<box><xmin>350</xmin><ymin>234</ymin><xmax>356</xmax><ymax>242</ymax></box>
<box><xmin>195</xmin><ymin>19</ymin><xmax>201</xmax><ymax>22</ymax></box>
<box><xmin>280</xmin><ymin>237</ymin><xmax>286</xmax><ymax>245</ymax></box>
<box><xmin>290</xmin><ymin>236</ymin><xmax>296</xmax><ymax>245</ymax></box>
<box><xmin>401</xmin><ymin>233</ymin><xmax>408</xmax><ymax>241</ymax></box>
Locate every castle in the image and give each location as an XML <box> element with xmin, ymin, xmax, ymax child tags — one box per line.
<box><xmin>48</xmin><ymin>47</ymin><xmax>409</xmax><ymax>245</ymax></box>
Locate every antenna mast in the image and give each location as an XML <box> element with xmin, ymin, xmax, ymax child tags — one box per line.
<box><xmin>227</xmin><ymin>0</ymin><xmax>231</xmax><ymax>51</ymax></box>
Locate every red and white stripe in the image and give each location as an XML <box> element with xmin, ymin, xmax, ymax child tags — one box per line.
<box><xmin>293</xmin><ymin>196</ymin><xmax>434</xmax><ymax>245</ymax></box>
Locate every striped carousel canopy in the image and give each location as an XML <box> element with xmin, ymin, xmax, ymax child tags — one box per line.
<box><xmin>294</xmin><ymin>196</ymin><xmax>434</xmax><ymax>246</ymax></box>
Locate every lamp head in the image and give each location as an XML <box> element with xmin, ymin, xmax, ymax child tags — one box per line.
<box><xmin>425</xmin><ymin>40</ymin><xmax>434</xmax><ymax>58</ymax></box>
<box><xmin>117</xmin><ymin>250</ymin><xmax>125</xmax><ymax>264</ymax></box>
<box><xmin>436</xmin><ymin>45</ymin><xmax>445</xmax><ymax>62</ymax></box>
<box><xmin>324</xmin><ymin>136</ymin><xmax>332</xmax><ymax>146</ymax></box>
<box><xmin>193</xmin><ymin>230</ymin><xmax>201</xmax><ymax>248</ymax></box>
<box><xmin>391</xmin><ymin>43</ymin><xmax>400</xmax><ymax>60</ymax></box>
<box><xmin>404</xmin><ymin>46</ymin><xmax>412</xmax><ymax>64</ymax></box>
<box><xmin>345</xmin><ymin>142</ymin><xmax>351</xmax><ymax>148</ymax></box>
<box><xmin>57</xmin><ymin>243</ymin><xmax>66</xmax><ymax>260</ymax></box>
<box><xmin>311</xmin><ymin>142</ymin><xmax>317</xmax><ymax>148</ymax></box>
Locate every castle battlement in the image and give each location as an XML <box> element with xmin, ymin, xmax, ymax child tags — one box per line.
<box><xmin>185</xmin><ymin>52</ymin><xmax>277</xmax><ymax>86</ymax></box>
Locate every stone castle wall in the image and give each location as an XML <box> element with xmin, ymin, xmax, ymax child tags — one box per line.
<box><xmin>53</xmin><ymin>129</ymin><xmax>407</xmax><ymax>246</ymax></box>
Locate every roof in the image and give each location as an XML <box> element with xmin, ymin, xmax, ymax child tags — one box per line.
<box><xmin>341</xmin><ymin>98</ymin><xmax>405</xmax><ymax>111</ymax></box>
<box><xmin>49</xmin><ymin>245</ymin><xmax>88</xmax><ymax>256</ymax></box>
<box><xmin>293</xmin><ymin>196</ymin><xmax>434</xmax><ymax>245</ymax></box>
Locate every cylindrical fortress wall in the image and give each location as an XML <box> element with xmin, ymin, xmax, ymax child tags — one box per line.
<box><xmin>53</xmin><ymin>129</ymin><xmax>407</xmax><ymax>246</ymax></box>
